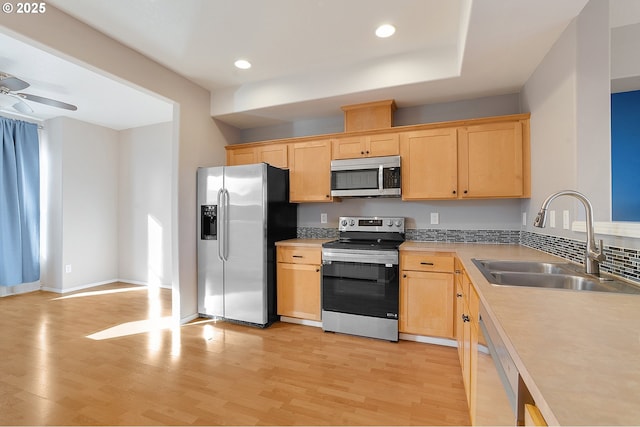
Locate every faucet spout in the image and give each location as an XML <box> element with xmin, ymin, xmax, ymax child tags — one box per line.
<box><xmin>533</xmin><ymin>190</ymin><xmax>605</xmax><ymax>276</ymax></box>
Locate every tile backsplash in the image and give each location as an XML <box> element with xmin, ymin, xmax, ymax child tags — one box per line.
<box><xmin>299</xmin><ymin>227</ymin><xmax>640</xmax><ymax>284</ymax></box>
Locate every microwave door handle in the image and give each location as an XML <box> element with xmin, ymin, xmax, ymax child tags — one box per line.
<box><xmin>378</xmin><ymin>165</ymin><xmax>384</xmax><ymax>191</ymax></box>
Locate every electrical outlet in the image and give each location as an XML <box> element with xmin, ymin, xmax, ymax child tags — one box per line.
<box><xmin>430</xmin><ymin>212</ymin><xmax>439</xmax><ymax>225</ymax></box>
<box><xmin>65</xmin><ymin>264</ymin><xmax>72</xmax><ymax>273</ymax></box>
<box><xmin>320</xmin><ymin>213</ymin><xmax>327</xmax><ymax>224</ymax></box>
<box><xmin>549</xmin><ymin>210</ymin><xmax>556</xmax><ymax>228</ymax></box>
<box><xmin>563</xmin><ymin>210</ymin><xmax>570</xmax><ymax>229</ymax></box>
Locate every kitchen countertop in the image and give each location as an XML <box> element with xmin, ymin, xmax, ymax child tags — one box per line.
<box><xmin>275</xmin><ymin>238</ymin><xmax>333</xmax><ymax>247</ymax></box>
<box><xmin>401</xmin><ymin>241</ymin><xmax>640</xmax><ymax>426</ymax></box>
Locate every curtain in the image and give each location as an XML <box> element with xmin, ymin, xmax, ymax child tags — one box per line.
<box><xmin>0</xmin><ymin>117</ymin><xmax>40</xmax><ymax>286</ymax></box>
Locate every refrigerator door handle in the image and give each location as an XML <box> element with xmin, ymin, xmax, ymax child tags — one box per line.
<box><xmin>217</xmin><ymin>188</ymin><xmax>224</xmax><ymax>262</ymax></box>
<box><xmin>221</xmin><ymin>188</ymin><xmax>230</xmax><ymax>261</ymax></box>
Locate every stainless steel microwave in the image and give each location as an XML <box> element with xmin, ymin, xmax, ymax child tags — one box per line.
<box><xmin>330</xmin><ymin>155</ymin><xmax>401</xmax><ymax>197</ymax></box>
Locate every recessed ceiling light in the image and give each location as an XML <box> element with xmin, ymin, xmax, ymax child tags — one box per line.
<box><xmin>375</xmin><ymin>24</ymin><xmax>396</xmax><ymax>38</ymax></box>
<box><xmin>234</xmin><ymin>59</ymin><xmax>251</xmax><ymax>70</ymax></box>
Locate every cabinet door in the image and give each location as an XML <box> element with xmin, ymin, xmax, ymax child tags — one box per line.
<box><xmin>258</xmin><ymin>144</ymin><xmax>288</xmax><ymax>169</ymax></box>
<box><xmin>455</xmin><ymin>280</ymin><xmax>465</xmax><ymax>368</ymax></box>
<box><xmin>276</xmin><ymin>262</ymin><xmax>321</xmax><ymax>321</ymax></box>
<box><xmin>458</xmin><ymin>121</ymin><xmax>524</xmax><ymax>198</ymax></box>
<box><xmin>227</xmin><ymin>146</ymin><xmax>257</xmax><ymax>166</ymax></box>
<box><xmin>399</xmin><ymin>270</ymin><xmax>454</xmax><ymax>338</ymax></box>
<box><xmin>289</xmin><ymin>139</ymin><xmax>333</xmax><ymax>202</ymax></box>
<box><xmin>332</xmin><ymin>135</ymin><xmax>365</xmax><ymax>159</ymax></box>
<box><xmin>400</xmin><ymin>128</ymin><xmax>458</xmax><ymax>200</ymax></box>
<box><xmin>367</xmin><ymin>133</ymin><xmax>399</xmax><ymax>157</ymax></box>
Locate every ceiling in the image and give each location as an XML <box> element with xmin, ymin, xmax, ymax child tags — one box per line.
<box><xmin>4</xmin><ymin>0</ymin><xmax>635</xmax><ymax>131</ymax></box>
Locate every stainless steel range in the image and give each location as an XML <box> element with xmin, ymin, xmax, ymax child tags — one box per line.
<box><xmin>321</xmin><ymin>216</ymin><xmax>405</xmax><ymax>341</ymax></box>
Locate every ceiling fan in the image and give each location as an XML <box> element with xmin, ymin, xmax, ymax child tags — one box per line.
<box><xmin>0</xmin><ymin>71</ymin><xmax>77</xmax><ymax>114</ymax></box>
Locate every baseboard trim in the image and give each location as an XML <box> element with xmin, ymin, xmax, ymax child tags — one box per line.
<box><xmin>279</xmin><ymin>316</ymin><xmax>323</xmax><ymax>328</ymax></box>
<box><xmin>399</xmin><ymin>333</ymin><xmax>458</xmax><ymax>348</ymax></box>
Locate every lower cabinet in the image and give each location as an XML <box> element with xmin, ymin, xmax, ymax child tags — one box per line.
<box><xmin>399</xmin><ymin>252</ymin><xmax>455</xmax><ymax>338</ymax></box>
<box><xmin>276</xmin><ymin>246</ymin><xmax>322</xmax><ymax>321</ymax></box>
<box><xmin>455</xmin><ymin>263</ymin><xmax>480</xmax><ymax>425</ymax></box>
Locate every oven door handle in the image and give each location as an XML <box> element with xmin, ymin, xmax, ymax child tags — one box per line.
<box><xmin>322</xmin><ymin>250</ymin><xmax>398</xmax><ymax>266</ymax></box>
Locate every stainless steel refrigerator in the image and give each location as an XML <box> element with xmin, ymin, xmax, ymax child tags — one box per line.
<box><xmin>197</xmin><ymin>163</ymin><xmax>297</xmax><ymax>327</ymax></box>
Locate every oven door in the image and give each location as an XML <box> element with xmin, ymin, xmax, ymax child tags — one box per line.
<box><xmin>322</xmin><ymin>258</ymin><xmax>399</xmax><ymax>319</ymax></box>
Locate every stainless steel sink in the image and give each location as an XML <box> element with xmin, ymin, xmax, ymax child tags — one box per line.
<box><xmin>472</xmin><ymin>259</ymin><xmax>640</xmax><ymax>294</ymax></box>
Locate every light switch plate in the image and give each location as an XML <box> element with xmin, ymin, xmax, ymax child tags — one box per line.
<box><xmin>65</xmin><ymin>264</ymin><xmax>72</xmax><ymax>273</ymax></box>
<box><xmin>320</xmin><ymin>213</ymin><xmax>327</xmax><ymax>224</ymax></box>
<box><xmin>430</xmin><ymin>212</ymin><xmax>439</xmax><ymax>225</ymax></box>
<box><xmin>549</xmin><ymin>210</ymin><xmax>556</xmax><ymax>228</ymax></box>
<box><xmin>522</xmin><ymin>212</ymin><xmax>527</xmax><ymax>226</ymax></box>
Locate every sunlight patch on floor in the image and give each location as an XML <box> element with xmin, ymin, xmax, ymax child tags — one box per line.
<box><xmin>86</xmin><ymin>316</ymin><xmax>173</xmax><ymax>340</ymax></box>
<box><xmin>52</xmin><ymin>286</ymin><xmax>146</xmax><ymax>300</ymax></box>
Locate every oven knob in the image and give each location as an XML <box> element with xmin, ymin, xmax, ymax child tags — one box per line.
<box><xmin>395</xmin><ymin>220</ymin><xmax>403</xmax><ymax>227</ymax></box>
<box><xmin>349</xmin><ymin>219</ymin><xmax>356</xmax><ymax>226</ymax></box>
<box><xmin>341</xmin><ymin>219</ymin><xmax>347</xmax><ymax>226</ymax></box>
<box><xmin>386</xmin><ymin>219</ymin><xmax>393</xmax><ymax>226</ymax></box>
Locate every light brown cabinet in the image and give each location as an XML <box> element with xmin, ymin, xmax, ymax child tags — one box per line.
<box><xmin>289</xmin><ymin>139</ymin><xmax>333</xmax><ymax>202</ymax></box>
<box><xmin>455</xmin><ymin>260</ymin><xmax>480</xmax><ymax>425</ymax></box>
<box><xmin>399</xmin><ymin>252</ymin><xmax>455</xmax><ymax>338</ymax></box>
<box><xmin>332</xmin><ymin>133</ymin><xmax>399</xmax><ymax>159</ymax></box>
<box><xmin>276</xmin><ymin>246</ymin><xmax>322</xmax><ymax>321</ymax></box>
<box><xmin>401</xmin><ymin>116</ymin><xmax>530</xmax><ymax>200</ymax></box>
<box><xmin>458</xmin><ymin>120</ymin><xmax>526</xmax><ymax>198</ymax></box>
<box><xmin>226</xmin><ymin>143</ymin><xmax>289</xmax><ymax>169</ymax></box>
<box><xmin>400</xmin><ymin>128</ymin><xmax>458</xmax><ymax>199</ymax></box>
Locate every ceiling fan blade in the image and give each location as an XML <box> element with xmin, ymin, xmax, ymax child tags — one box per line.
<box><xmin>17</xmin><ymin>93</ymin><xmax>77</xmax><ymax>111</ymax></box>
<box><xmin>12</xmin><ymin>98</ymin><xmax>34</xmax><ymax>114</ymax></box>
<box><xmin>0</xmin><ymin>73</ymin><xmax>30</xmax><ymax>91</ymax></box>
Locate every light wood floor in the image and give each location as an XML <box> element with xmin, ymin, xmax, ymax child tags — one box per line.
<box><xmin>0</xmin><ymin>282</ymin><xmax>470</xmax><ymax>426</ymax></box>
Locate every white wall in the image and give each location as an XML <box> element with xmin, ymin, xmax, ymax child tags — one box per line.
<box><xmin>1</xmin><ymin>6</ymin><xmax>227</xmax><ymax>321</ymax></box>
<box><xmin>521</xmin><ymin>0</ymin><xmax>618</xmax><ymax>242</ymax></box>
<box><xmin>118</xmin><ymin>122</ymin><xmax>173</xmax><ymax>288</ymax></box>
<box><xmin>42</xmin><ymin>116</ymin><xmax>119</xmax><ymax>291</ymax></box>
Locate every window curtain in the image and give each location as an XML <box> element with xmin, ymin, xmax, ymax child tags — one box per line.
<box><xmin>0</xmin><ymin>117</ymin><xmax>40</xmax><ymax>286</ymax></box>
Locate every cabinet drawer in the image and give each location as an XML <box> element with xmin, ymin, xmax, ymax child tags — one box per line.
<box><xmin>401</xmin><ymin>253</ymin><xmax>454</xmax><ymax>273</ymax></box>
<box><xmin>277</xmin><ymin>246</ymin><xmax>321</xmax><ymax>264</ymax></box>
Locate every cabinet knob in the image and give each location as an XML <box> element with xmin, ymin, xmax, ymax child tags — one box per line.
<box><xmin>316</xmin><ymin>268</ymin><xmax>320</xmax><ymax>272</ymax></box>
<box><xmin>452</xmin><ymin>190</ymin><xmax>457</xmax><ymax>194</ymax></box>
<box><xmin>463</xmin><ymin>190</ymin><xmax>468</xmax><ymax>194</ymax></box>
<box><xmin>325</xmin><ymin>194</ymin><xmax>330</xmax><ymax>198</ymax></box>
<box><xmin>361</xmin><ymin>151</ymin><xmax>365</xmax><ymax>155</ymax></box>
<box><xmin>456</xmin><ymin>293</ymin><xmax>463</xmax><ymax>298</ymax></box>
<box><xmin>403</xmin><ymin>274</ymin><xmax>407</xmax><ymax>278</ymax></box>
<box><xmin>462</xmin><ymin>314</ymin><xmax>470</xmax><ymax>322</ymax></box>
<box><xmin>365</xmin><ymin>150</ymin><xmax>370</xmax><ymax>155</ymax></box>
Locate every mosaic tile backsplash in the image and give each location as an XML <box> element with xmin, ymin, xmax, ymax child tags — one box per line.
<box><xmin>298</xmin><ymin>227</ymin><xmax>640</xmax><ymax>284</ymax></box>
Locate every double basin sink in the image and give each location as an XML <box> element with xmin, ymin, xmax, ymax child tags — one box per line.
<box><xmin>472</xmin><ymin>259</ymin><xmax>640</xmax><ymax>294</ymax></box>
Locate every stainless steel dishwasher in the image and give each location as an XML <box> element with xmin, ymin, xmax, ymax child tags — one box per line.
<box><xmin>474</xmin><ymin>303</ymin><xmax>518</xmax><ymax>426</ymax></box>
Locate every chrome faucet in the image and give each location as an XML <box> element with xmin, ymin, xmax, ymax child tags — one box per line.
<box><xmin>533</xmin><ymin>190</ymin><xmax>605</xmax><ymax>276</ymax></box>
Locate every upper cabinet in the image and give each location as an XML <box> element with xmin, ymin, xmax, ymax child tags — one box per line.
<box><xmin>289</xmin><ymin>139</ymin><xmax>333</xmax><ymax>203</ymax></box>
<box><xmin>224</xmin><ymin>108</ymin><xmax>530</xmax><ymax>203</ymax></box>
<box><xmin>401</xmin><ymin>115</ymin><xmax>530</xmax><ymax>200</ymax></box>
<box><xmin>400</xmin><ymin>128</ymin><xmax>458</xmax><ymax>199</ymax></box>
<box><xmin>458</xmin><ymin>120</ymin><xmax>527</xmax><ymax>198</ymax></box>
<box><xmin>226</xmin><ymin>143</ymin><xmax>288</xmax><ymax>169</ymax></box>
<box><xmin>332</xmin><ymin>133</ymin><xmax>400</xmax><ymax>159</ymax></box>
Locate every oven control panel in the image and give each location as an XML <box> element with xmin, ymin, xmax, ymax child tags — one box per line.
<box><xmin>338</xmin><ymin>216</ymin><xmax>404</xmax><ymax>233</ymax></box>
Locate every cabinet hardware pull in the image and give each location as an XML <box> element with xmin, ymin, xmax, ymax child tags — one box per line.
<box><xmin>325</xmin><ymin>194</ymin><xmax>330</xmax><ymax>198</ymax></box>
<box><xmin>403</xmin><ymin>274</ymin><xmax>407</xmax><ymax>278</ymax></box>
<box><xmin>420</xmin><ymin>262</ymin><xmax>434</xmax><ymax>266</ymax></box>
<box><xmin>315</xmin><ymin>268</ymin><xmax>320</xmax><ymax>272</ymax></box>
<box><xmin>292</xmin><ymin>255</ymin><xmax>303</xmax><ymax>258</ymax></box>
<box><xmin>454</xmin><ymin>269</ymin><xmax>461</xmax><ymax>274</ymax></box>
<box><xmin>452</xmin><ymin>190</ymin><xmax>457</xmax><ymax>194</ymax></box>
<box><xmin>462</xmin><ymin>314</ymin><xmax>470</xmax><ymax>322</ymax></box>
<box><xmin>361</xmin><ymin>151</ymin><xmax>365</xmax><ymax>155</ymax></box>
<box><xmin>456</xmin><ymin>293</ymin><xmax>463</xmax><ymax>298</ymax></box>
<box><xmin>463</xmin><ymin>190</ymin><xmax>468</xmax><ymax>194</ymax></box>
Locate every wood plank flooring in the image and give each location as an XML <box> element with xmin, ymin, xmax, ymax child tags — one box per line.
<box><xmin>0</xmin><ymin>282</ymin><xmax>470</xmax><ymax>426</ymax></box>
